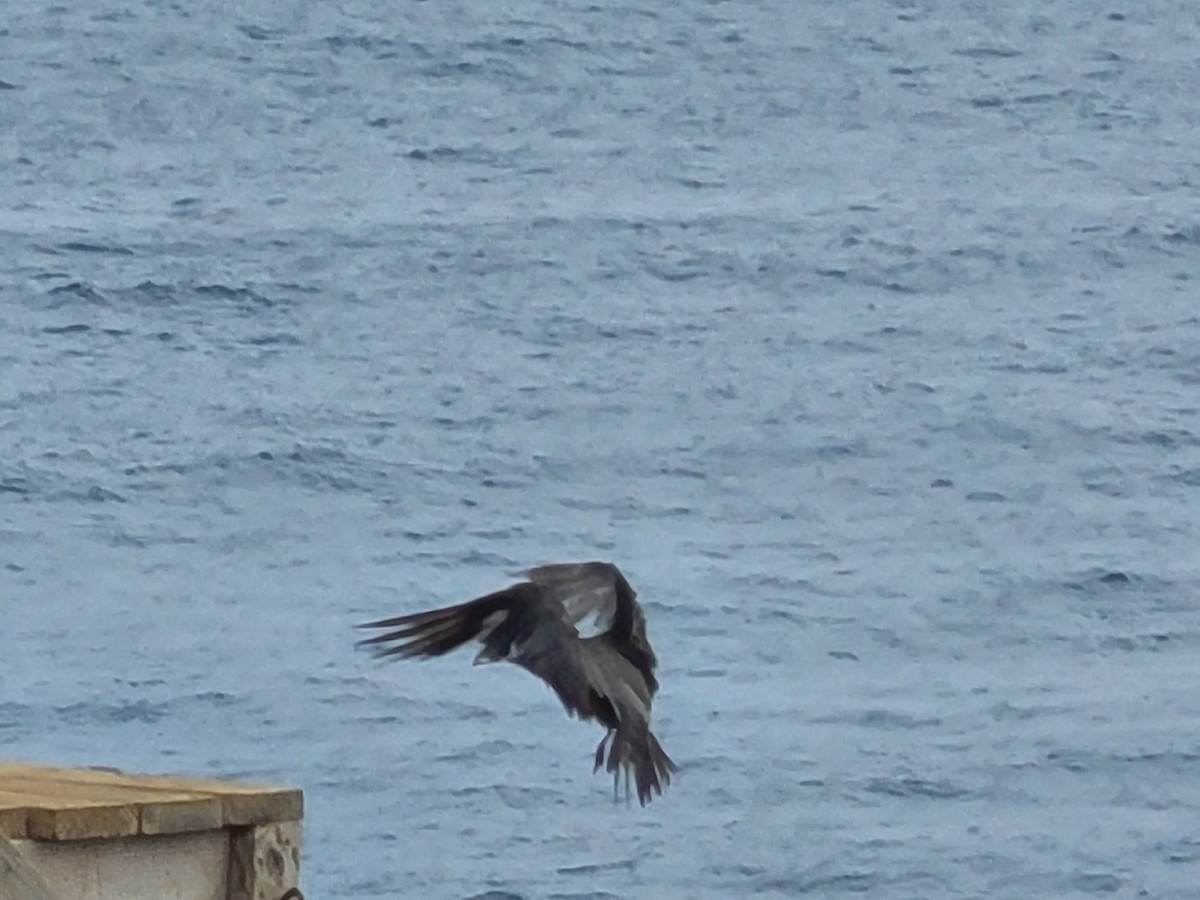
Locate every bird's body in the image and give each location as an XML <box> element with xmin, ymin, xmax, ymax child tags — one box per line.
<box><xmin>358</xmin><ymin>561</ymin><xmax>675</xmax><ymax>805</ymax></box>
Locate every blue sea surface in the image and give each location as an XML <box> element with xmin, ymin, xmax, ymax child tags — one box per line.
<box><xmin>4</xmin><ymin>2</ymin><xmax>1200</xmax><ymax>897</ymax></box>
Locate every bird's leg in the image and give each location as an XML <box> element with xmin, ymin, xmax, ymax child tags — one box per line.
<box><xmin>593</xmin><ymin>730</ymin><xmax>612</xmax><ymax>773</ymax></box>
<box><xmin>608</xmin><ymin>739</ymin><xmax>622</xmax><ymax>803</ymax></box>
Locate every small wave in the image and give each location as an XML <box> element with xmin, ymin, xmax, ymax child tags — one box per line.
<box><xmin>436</xmin><ymin>739</ymin><xmax>516</xmax><ymax>763</ymax></box>
<box><xmin>56</xmin><ymin>241</ymin><xmax>134</xmax><ymax>256</ymax></box>
<box><xmin>1166</xmin><ymin>467</ymin><xmax>1200</xmax><ymax>487</ymax></box>
<box><xmin>0</xmin><ymin>478</ymin><xmax>32</xmax><ymax>495</ymax></box>
<box><xmin>55</xmin><ymin>700</ymin><xmax>168</xmax><ymax>725</ymax></box>
<box><xmin>1062</xmin><ymin>568</ymin><xmax>1168</xmax><ymax>593</ymax></box>
<box><xmin>751</xmin><ymin>865</ymin><xmax>877</xmax><ymax>895</ymax></box>
<box><xmin>194</xmin><ymin>283</ymin><xmax>279</xmax><ymax>307</ymax></box>
<box><xmin>965</xmin><ymin>490</ymin><xmax>1007</xmax><ymax>502</ymax></box>
<box><xmin>449</xmin><ymin>784</ymin><xmax>560</xmax><ymax>809</ymax></box>
<box><xmin>245</xmin><ymin>332</ymin><xmax>302</xmax><ymax>346</ymax></box>
<box><xmin>811</xmin><ymin>709</ymin><xmax>941</xmax><ymax>730</ymax></box>
<box><xmin>237</xmin><ymin>23</ymin><xmax>285</xmax><ymax>41</ymax></box>
<box><xmin>0</xmin><ymin>702</ymin><xmax>32</xmax><ymax>729</ymax></box>
<box><xmin>865</xmin><ymin>776</ymin><xmax>970</xmax><ymax>799</ymax></box>
<box><xmin>556</xmin><ymin>859</ymin><xmax>635</xmax><ymax>876</ymax></box>
<box><xmin>46</xmin><ymin>281</ymin><xmax>108</xmax><ymax>303</ymax></box>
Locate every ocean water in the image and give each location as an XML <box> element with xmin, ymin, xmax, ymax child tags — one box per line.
<box><xmin>4</xmin><ymin>1</ymin><xmax>1200</xmax><ymax>897</ymax></box>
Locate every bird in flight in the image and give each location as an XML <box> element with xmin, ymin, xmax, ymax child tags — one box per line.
<box><xmin>357</xmin><ymin>561</ymin><xmax>676</xmax><ymax>806</ymax></box>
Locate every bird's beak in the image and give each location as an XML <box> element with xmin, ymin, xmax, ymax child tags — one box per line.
<box><xmin>473</xmin><ymin>646</ymin><xmax>502</xmax><ymax>666</ymax></box>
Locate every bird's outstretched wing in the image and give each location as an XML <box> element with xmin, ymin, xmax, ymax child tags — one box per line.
<box><xmin>527</xmin><ymin>561</ymin><xmax>659</xmax><ymax>697</ymax></box>
<box><xmin>356</xmin><ymin>585</ymin><xmax>534</xmax><ymax>660</ymax></box>
<box><xmin>357</xmin><ymin>582</ymin><xmax>600</xmax><ymax>723</ymax></box>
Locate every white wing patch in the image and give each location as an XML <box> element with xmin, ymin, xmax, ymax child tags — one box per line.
<box><xmin>480</xmin><ymin>609</ymin><xmax>508</xmax><ymax>635</ymax></box>
<box><xmin>526</xmin><ymin>562</ymin><xmax>621</xmax><ymax>637</ymax></box>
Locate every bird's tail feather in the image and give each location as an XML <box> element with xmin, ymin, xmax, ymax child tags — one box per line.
<box><xmin>601</xmin><ymin>726</ymin><xmax>676</xmax><ymax>806</ymax></box>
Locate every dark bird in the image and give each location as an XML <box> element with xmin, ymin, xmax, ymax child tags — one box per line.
<box><xmin>357</xmin><ymin>561</ymin><xmax>676</xmax><ymax>806</ymax></box>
